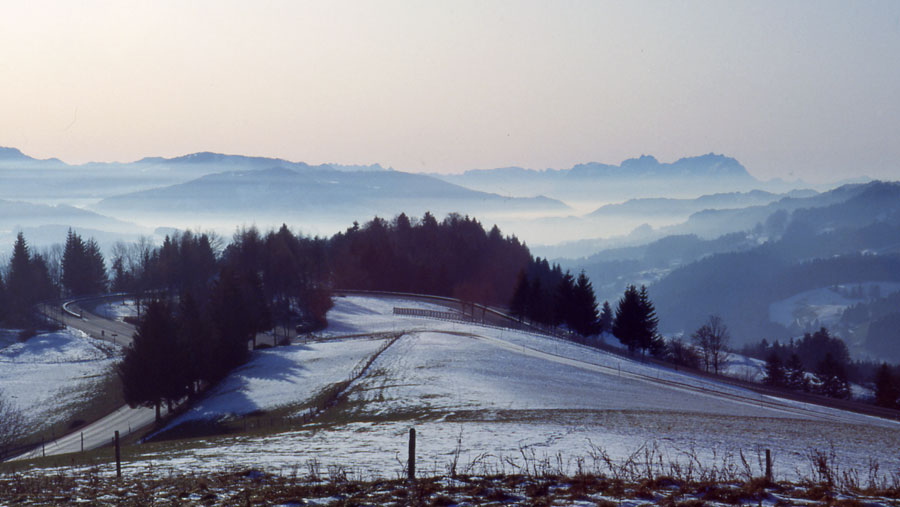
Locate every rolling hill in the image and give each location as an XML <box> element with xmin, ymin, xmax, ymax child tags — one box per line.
<box><xmin>93</xmin><ymin>166</ymin><xmax>569</xmax><ymax>230</ymax></box>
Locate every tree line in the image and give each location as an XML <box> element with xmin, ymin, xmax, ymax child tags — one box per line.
<box><xmin>0</xmin><ymin>231</ymin><xmax>104</xmax><ymax>327</ymax></box>
<box><xmin>742</xmin><ymin>327</ymin><xmax>900</xmax><ymax>404</ymax></box>
<box><xmin>3</xmin><ymin>214</ymin><xmax>898</xmax><ymax>415</ymax></box>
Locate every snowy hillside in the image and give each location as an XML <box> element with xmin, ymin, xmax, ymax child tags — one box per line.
<box><xmin>113</xmin><ymin>295</ymin><xmax>899</xmax><ymax>481</ymax></box>
<box><xmin>0</xmin><ymin>328</ymin><xmax>119</xmax><ymax>431</ymax></box>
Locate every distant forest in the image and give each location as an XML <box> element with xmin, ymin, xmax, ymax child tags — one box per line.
<box><xmin>0</xmin><ymin>213</ymin><xmax>576</xmax><ymax>332</ymax></box>
<box><xmin>1</xmin><ymin>212</ymin><xmax>898</xmax><ymax>411</ymax></box>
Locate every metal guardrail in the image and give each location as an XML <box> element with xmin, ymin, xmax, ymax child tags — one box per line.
<box><xmin>393</xmin><ymin>307</ymin><xmax>472</xmax><ymax>322</ymax></box>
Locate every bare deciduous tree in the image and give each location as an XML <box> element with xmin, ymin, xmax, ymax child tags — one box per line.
<box><xmin>692</xmin><ymin>315</ymin><xmax>731</xmax><ymax>375</ymax></box>
<box><xmin>0</xmin><ymin>390</ymin><xmax>26</xmax><ymax>459</ymax></box>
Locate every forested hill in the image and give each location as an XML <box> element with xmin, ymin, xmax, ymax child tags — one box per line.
<box><xmin>328</xmin><ymin>213</ymin><xmax>534</xmax><ymax>307</ymax></box>
<box><xmin>650</xmin><ymin>181</ymin><xmax>900</xmax><ymax>353</ymax></box>
<box><xmin>2</xmin><ymin>212</ymin><xmax>566</xmax><ymax>329</ymax></box>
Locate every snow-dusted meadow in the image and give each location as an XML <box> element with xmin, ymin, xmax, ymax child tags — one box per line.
<box><xmin>157</xmin><ymin>336</ymin><xmax>389</xmax><ymax>431</ymax></box>
<box><xmin>114</xmin><ymin>295</ymin><xmax>900</xmax><ymax>482</ymax></box>
<box><xmin>0</xmin><ymin>328</ymin><xmax>119</xmax><ymax>432</ymax></box>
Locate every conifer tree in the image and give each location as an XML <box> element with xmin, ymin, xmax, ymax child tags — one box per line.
<box><xmin>638</xmin><ymin>286</ymin><xmax>664</xmax><ymax>355</ymax></box>
<box><xmin>0</xmin><ymin>271</ymin><xmax>6</xmax><ymax>324</ymax></box>
<box><xmin>570</xmin><ymin>272</ymin><xmax>600</xmax><ymax>337</ymax></box>
<box><xmin>873</xmin><ymin>363</ymin><xmax>898</xmax><ymax>408</ymax></box>
<box><xmin>814</xmin><ymin>352</ymin><xmax>851</xmax><ymax>399</ymax></box>
<box><xmin>509</xmin><ymin>271</ymin><xmax>530</xmax><ymax>321</ymax></box>
<box><xmin>613</xmin><ymin>285</ymin><xmax>643</xmax><ymax>354</ymax></box>
<box><xmin>5</xmin><ymin>233</ymin><xmax>52</xmax><ymax>324</ymax></box>
<box><xmin>785</xmin><ymin>353</ymin><xmax>809</xmax><ymax>391</ymax></box>
<box><xmin>6</xmin><ymin>233</ymin><xmax>34</xmax><ymax>323</ymax></box>
<box><xmin>599</xmin><ymin>301</ymin><xmax>613</xmax><ymax>334</ymax></box>
<box><xmin>554</xmin><ymin>271</ymin><xmax>576</xmax><ymax>328</ymax></box>
<box><xmin>763</xmin><ymin>351</ymin><xmax>786</xmax><ymax>387</ymax></box>
<box><xmin>61</xmin><ymin>230</ymin><xmax>107</xmax><ymax>296</ymax></box>
<box><xmin>117</xmin><ymin>300</ymin><xmax>180</xmax><ymax>421</ymax></box>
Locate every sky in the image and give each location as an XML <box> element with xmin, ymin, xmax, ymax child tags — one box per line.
<box><xmin>1</xmin><ymin>1</ymin><xmax>899</xmax><ymax>183</ymax></box>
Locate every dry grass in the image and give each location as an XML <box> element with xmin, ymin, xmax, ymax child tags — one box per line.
<box><xmin>3</xmin><ymin>465</ymin><xmax>898</xmax><ymax>506</ymax></box>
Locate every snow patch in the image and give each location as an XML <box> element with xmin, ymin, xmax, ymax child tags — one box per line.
<box><xmin>0</xmin><ymin>328</ymin><xmax>119</xmax><ymax>430</ymax></box>
<box><xmin>160</xmin><ymin>336</ymin><xmax>389</xmax><ymax>429</ymax></box>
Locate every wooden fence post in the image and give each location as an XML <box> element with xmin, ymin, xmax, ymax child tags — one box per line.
<box><xmin>80</xmin><ymin>432</ymin><xmax>84</xmax><ymax>453</ymax></box>
<box><xmin>408</xmin><ymin>428</ymin><xmax>416</xmax><ymax>482</ymax></box>
<box><xmin>115</xmin><ymin>431</ymin><xmax>121</xmax><ymax>479</ymax></box>
<box><xmin>765</xmin><ymin>449</ymin><xmax>772</xmax><ymax>482</ymax></box>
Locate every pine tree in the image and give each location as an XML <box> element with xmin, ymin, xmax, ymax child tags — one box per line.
<box><xmin>61</xmin><ymin>230</ymin><xmax>106</xmax><ymax>296</ymax></box>
<box><xmin>85</xmin><ymin>239</ymin><xmax>108</xmax><ymax>294</ymax></box>
<box><xmin>7</xmin><ymin>233</ymin><xmax>37</xmax><ymax>325</ymax></box>
<box><xmin>175</xmin><ymin>291</ymin><xmax>211</xmax><ymax>395</ymax></box>
<box><xmin>570</xmin><ymin>272</ymin><xmax>600</xmax><ymax>337</ymax></box>
<box><xmin>554</xmin><ymin>271</ymin><xmax>576</xmax><ymax>329</ymax></box>
<box><xmin>638</xmin><ymin>286</ymin><xmax>664</xmax><ymax>356</ymax></box>
<box><xmin>613</xmin><ymin>285</ymin><xmax>643</xmax><ymax>354</ymax></box>
<box><xmin>785</xmin><ymin>353</ymin><xmax>809</xmax><ymax>391</ymax></box>
<box><xmin>599</xmin><ymin>301</ymin><xmax>613</xmax><ymax>334</ymax></box>
<box><xmin>117</xmin><ymin>300</ymin><xmax>181</xmax><ymax>421</ymax></box>
<box><xmin>527</xmin><ymin>277</ymin><xmax>550</xmax><ymax>325</ymax></box>
<box><xmin>873</xmin><ymin>363</ymin><xmax>898</xmax><ymax>408</ymax></box>
<box><xmin>763</xmin><ymin>351</ymin><xmax>786</xmax><ymax>387</ymax></box>
<box><xmin>509</xmin><ymin>271</ymin><xmax>530</xmax><ymax>321</ymax></box>
<box><xmin>0</xmin><ymin>271</ymin><xmax>6</xmax><ymax>324</ymax></box>
<box><xmin>61</xmin><ymin>229</ymin><xmax>86</xmax><ymax>296</ymax></box>
<box><xmin>814</xmin><ymin>352</ymin><xmax>851</xmax><ymax>399</ymax></box>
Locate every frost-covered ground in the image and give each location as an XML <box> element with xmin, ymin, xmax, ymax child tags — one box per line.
<box><xmin>93</xmin><ymin>300</ymin><xmax>139</xmax><ymax>322</ymax></box>
<box><xmin>769</xmin><ymin>281</ymin><xmax>900</xmax><ymax>330</ymax></box>
<box><xmin>158</xmin><ymin>336</ymin><xmax>389</xmax><ymax>432</ymax></box>
<box><xmin>111</xmin><ymin>295</ymin><xmax>900</xmax><ymax>482</ymax></box>
<box><xmin>0</xmin><ymin>328</ymin><xmax>119</xmax><ymax>432</ymax></box>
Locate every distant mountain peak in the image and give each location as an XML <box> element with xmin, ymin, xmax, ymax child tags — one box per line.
<box><xmin>565</xmin><ymin>153</ymin><xmax>754</xmax><ymax>181</ymax></box>
<box><xmin>0</xmin><ymin>146</ymin><xmax>30</xmax><ymax>160</ymax></box>
<box><xmin>621</xmin><ymin>154</ymin><xmax>660</xmax><ymax>169</ymax></box>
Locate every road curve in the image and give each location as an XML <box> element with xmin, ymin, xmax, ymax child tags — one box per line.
<box><xmin>10</xmin><ymin>298</ymin><xmax>158</xmax><ymax>461</ymax></box>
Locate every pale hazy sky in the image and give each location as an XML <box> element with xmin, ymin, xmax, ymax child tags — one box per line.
<box><xmin>1</xmin><ymin>1</ymin><xmax>899</xmax><ymax>183</ymax></box>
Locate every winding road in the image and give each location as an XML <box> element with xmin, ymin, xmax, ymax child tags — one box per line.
<box><xmin>11</xmin><ymin>297</ymin><xmax>158</xmax><ymax>461</ymax></box>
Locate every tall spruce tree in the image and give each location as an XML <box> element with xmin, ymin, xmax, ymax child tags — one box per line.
<box><xmin>763</xmin><ymin>351</ymin><xmax>786</xmax><ymax>387</ymax></box>
<box><xmin>554</xmin><ymin>271</ymin><xmax>576</xmax><ymax>328</ymax></box>
<box><xmin>785</xmin><ymin>353</ymin><xmax>809</xmax><ymax>391</ymax></box>
<box><xmin>599</xmin><ymin>301</ymin><xmax>613</xmax><ymax>334</ymax></box>
<box><xmin>613</xmin><ymin>285</ymin><xmax>643</xmax><ymax>354</ymax></box>
<box><xmin>61</xmin><ymin>230</ymin><xmax>107</xmax><ymax>296</ymax></box>
<box><xmin>509</xmin><ymin>271</ymin><xmax>530</xmax><ymax>321</ymax></box>
<box><xmin>117</xmin><ymin>300</ymin><xmax>181</xmax><ymax>421</ymax></box>
<box><xmin>873</xmin><ymin>363</ymin><xmax>898</xmax><ymax>408</ymax></box>
<box><xmin>6</xmin><ymin>233</ymin><xmax>34</xmax><ymax>324</ymax></box>
<box><xmin>814</xmin><ymin>352</ymin><xmax>851</xmax><ymax>399</ymax></box>
<box><xmin>638</xmin><ymin>286</ymin><xmax>664</xmax><ymax>355</ymax></box>
<box><xmin>570</xmin><ymin>272</ymin><xmax>600</xmax><ymax>337</ymax></box>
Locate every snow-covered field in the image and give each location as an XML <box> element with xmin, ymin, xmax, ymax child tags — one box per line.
<box><xmin>158</xmin><ymin>336</ymin><xmax>389</xmax><ymax>431</ymax></box>
<box><xmin>0</xmin><ymin>328</ymin><xmax>119</xmax><ymax>432</ymax></box>
<box><xmin>112</xmin><ymin>295</ymin><xmax>900</xmax><ymax>482</ymax></box>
